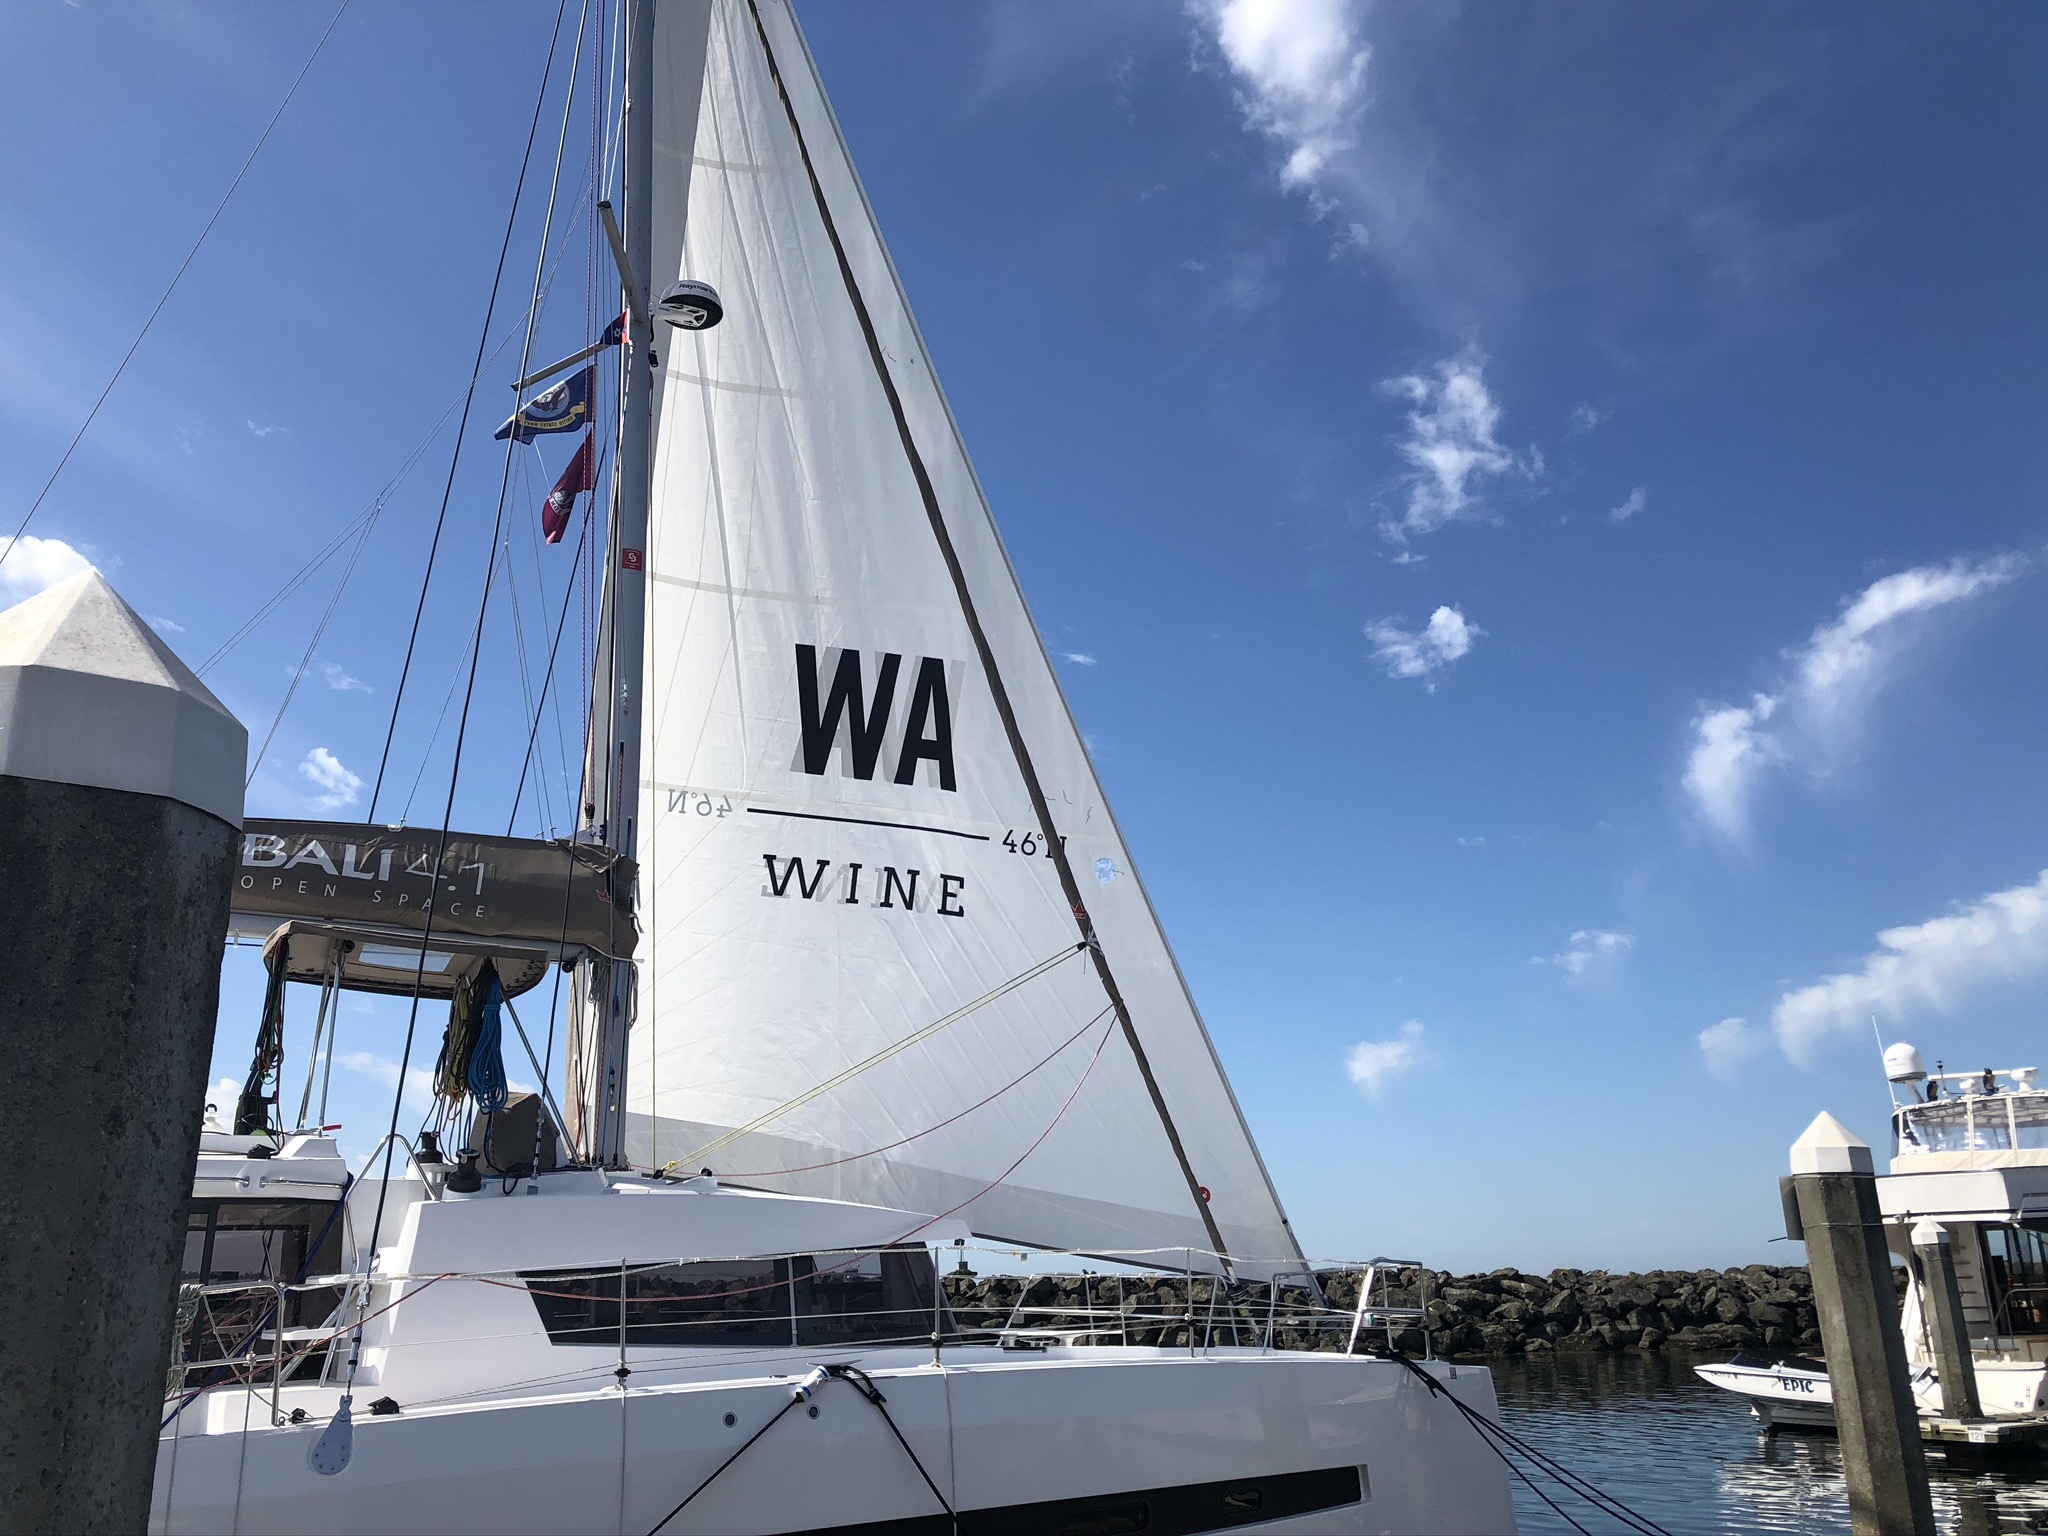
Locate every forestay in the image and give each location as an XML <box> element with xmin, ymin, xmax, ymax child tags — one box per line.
<box><xmin>625</xmin><ymin>0</ymin><xmax>1301</xmax><ymax>1276</ymax></box>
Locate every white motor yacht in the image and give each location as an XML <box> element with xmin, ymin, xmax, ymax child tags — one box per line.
<box><xmin>1700</xmin><ymin>1042</ymin><xmax>2048</xmax><ymax>1433</ymax></box>
<box><xmin>149</xmin><ymin>1</ymin><xmax>1519</xmax><ymax>1530</ymax></box>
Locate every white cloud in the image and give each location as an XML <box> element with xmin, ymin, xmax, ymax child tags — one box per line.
<box><xmin>319</xmin><ymin>661</ymin><xmax>371</xmax><ymax>694</ymax></box>
<box><xmin>1568</xmin><ymin>403</ymin><xmax>1610</xmax><ymax>434</ymax></box>
<box><xmin>1198</xmin><ymin>0</ymin><xmax>1369</xmax><ymax>191</ymax></box>
<box><xmin>147</xmin><ymin>614</ymin><xmax>185</xmax><ymax>634</ymax></box>
<box><xmin>1609</xmin><ymin>487</ymin><xmax>1646</xmax><ymax>524</ymax></box>
<box><xmin>1683</xmin><ymin>693</ymin><xmax>1782</xmax><ymax>840</ymax></box>
<box><xmin>1060</xmin><ymin>651</ymin><xmax>1098</xmax><ymax>667</ymax></box>
<box><xmin>335</xmin><ymin>1050</ymin><xmax>438</xmax><ymax>1116</ymax></box>
<box><xmin>1684</xmin><ymin>556</ymin><xmax>2024</xmax><ymax>838</ymax></box>
<box><xmin>246</xmin><ymin>420</ymin><xmax>286</xmax><ymax>438</ymax></box>
<box><xmin>1539</xmin><ymin>929</ymin><xmax>1636</xmax><ymax>976</ymax></box>
<box><xmin>297</xmin><ymin>746</ymin><xmax>363</xmax><ymax>810</ymax></box>
<box><xmin>1456</xmin><ymin>835</ymin><xmax>1487</xmax><ymax>849</ymax></box>
<box><xmin>1698</xmin><ymin>1017</ymin><xmax>1764</xmax><ymax>1079</ymax></box>
<box><xmin>1366</xmin><ymin>604</ymin><xmax>1478</xmax><ymax>687</ymax></box>
<box><xmin>0</xmin><ymin>534</ymin><xmax>93</xmax><ymax>602</ymax></box>
<box><xmin>1379</xmin><ymin>351</ymin><xmax>1531</xmax><ymax>540</ymax></box>
<box><xmin>1773</xmin><ymin>871</ymin><xmax>2048</xmax><ymax>1066</ymax></box>
<box><xmin>1345</xmin><ymin>1021</ymin><xmax>1424</xmax><ymax>1098</ymax></box>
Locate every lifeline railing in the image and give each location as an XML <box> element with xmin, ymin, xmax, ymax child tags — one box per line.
<box><xmin>161</xmin><ymin>1246</ymin><xmax>1444</xmax><ymax>1421</ymax></box>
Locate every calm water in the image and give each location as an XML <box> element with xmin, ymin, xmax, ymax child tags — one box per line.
<box><xmin>1489</xmin><ymin>1350</ymin><xmax>2048</xmax><ymax>1535</ymax></box>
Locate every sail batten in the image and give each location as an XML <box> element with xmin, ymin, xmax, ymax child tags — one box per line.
<box><xmin>628</xmin><ymin>0</ymin><xmax>1303</xmax><ymax>1277</ymax></box>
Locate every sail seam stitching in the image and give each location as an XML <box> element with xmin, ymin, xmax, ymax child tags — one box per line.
<box><xmin>739</xmin><ymin>0</ymin><xmax>1232</xmax><ymax>1266</ymax></box>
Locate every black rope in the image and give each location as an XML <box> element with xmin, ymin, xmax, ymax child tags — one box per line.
<box><xmin>366</xmin><ymin>4</ymin><xmax>565</xmax><ymax>822</ymax></box>
<box><xmin>822</xmin><ymin>1365</ymin><xmax>957</xmax><ymax>1529</ymax></box>
<box><xmin>352</xmin><ymin>0</ymin><xmax>574</xmax><ymax>1319</ymax></box>
<box><xmin>1385</xmin><ymin>1353</ymin><xmax>1670</xmax><ymax>1536</ymax></box>
<box><xmin>645</xmin><ymin>1394</ymin><xmax>803</xmax><ymax>1536</ymax></box>
<box><xmin>642</xmin><ymin>1368</ymin><xmax>955</xmax><ymax>1536</ymax></box>
<box><xmin>0</xmin><ymin>0</ymin><xmax>351</xmax><ymax>579</ymax></box>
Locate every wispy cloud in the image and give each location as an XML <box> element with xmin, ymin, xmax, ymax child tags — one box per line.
<box><xmin>1684</xmin><ymin>556</ymin><xmax>2024</xmax><ymax>839</ymax></box>
<box><xmin>1345</xmin><ymin>1020</ymin><xmax>1424</xmax><ymax>1098</ymax></box>
<box><xmin>1380</xmin><ymin>351</ymin><xmax>1533</xmax><ymax>540</ymax></box>
<box><xmin>1456</xmin><ymin>835</ymin><xmax>1487</xmax><ymax>850</ymax></box>
<box><xmin>147</xmin><ymin>614</ymin><xmax>186</xmax><ymax>634</ymax></box>
<box><xmin>1538</xmin><ymin>929</ymin><xmax>1636</xmax><ymax>976</ymax></box>
<box><xmin>298</xmin><ymin>746</ymin><xmax>363</xmax><ymax>810</ymax></box>
<box><xmin>1569</xmin><ymin>403</ymin><xmax>1610</xmax><ymax>434</ymax></box>
<box><xmin>1196</xmin><ymin>0</ymin><xmax>1369</xmax><ymax>191</ymax></box>
<box><xmin>335</xmin><ymin>1050</ymin><xmax>437</xmax><ymax>1114</ymax></box>
<box><xmin>319</xmin><ymin>661</ymin><xmax>372</xmax><ymax>694</ymax></box>
<box><xmin>1060</xmin><ymin>651</ymin><xmax>1098</xmax><ymax>668</ymax></box>
<box><xmin>1698</xmin><ymin>1017</ymin><xmax>1764</xmax><ymax>1079</ymax></box>
<box><xmin>246</xmin><ymin>420</ymin><xmax>286</xmax><ymax>439</ymax></box>
<box><xmin>1773</xmin><ymin>871</ymin><xmax>2048</xmax><ymax>1066</ymax></box>
<box><xmin>0</xmin><ymin>534</ymin><xmax>93</xmax><ymax>602</ymax></box>
<box><xmin>1609</xmin><ymin>487</ymin><xmax>1646</xmax><ymax>524</ymax></box>
<box><xmin>1366</xmin><ymin>605</ymin><xmax>1478</xmax><ymax>688</ymax></box>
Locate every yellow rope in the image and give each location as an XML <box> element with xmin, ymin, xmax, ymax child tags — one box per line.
<box><xmin>675</xmin><ymin>941</ymin><xmax>1087</xmax><ymax>1167</ymax></box>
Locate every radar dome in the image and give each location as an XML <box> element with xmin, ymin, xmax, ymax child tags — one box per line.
<box><xmin>1884</xmin><ymin>1042</ymin><xmax>1928</xmax><ymax>1084</ymax></box>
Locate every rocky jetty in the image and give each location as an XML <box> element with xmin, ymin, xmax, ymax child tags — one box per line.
<box><xmin>941</xmin><ymin>1264</ymin><xmax>1831</xmax><ymax>1358</ymax></box>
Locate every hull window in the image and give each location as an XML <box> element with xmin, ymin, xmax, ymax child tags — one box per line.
<box><xmin>525</xmin><ymin>1247</ymin><xmax>950</xmax><ymax>1348</ymax></box>
<box><xmin>1982</xmin><ymin>1226</ymin><xmax>2048</xmax><ymax>1335</ymax></box>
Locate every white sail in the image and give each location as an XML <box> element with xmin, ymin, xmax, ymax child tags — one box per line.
<box><xmin>625</xmin><ymin>0</ymin><xmax>1302</xmax><ymax>1276</ymax></box>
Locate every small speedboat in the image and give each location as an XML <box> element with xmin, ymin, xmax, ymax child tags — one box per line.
<box><xmin>1695</xmin><ymin>1351</ymin><xmax>1842</xmax><ymax>1428</ymax></box>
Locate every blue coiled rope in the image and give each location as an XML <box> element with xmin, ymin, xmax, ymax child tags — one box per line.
<box><xmin>466</xmin><ymin>966</ymin><xmax>509</xmax><ymax>1115</ymax></box>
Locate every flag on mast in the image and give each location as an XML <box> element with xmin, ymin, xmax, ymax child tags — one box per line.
<box><xmin>542</xmin><ymin>431</ymin><xmax>596</xmax><ymax>545</ymax></box>
<box><xmin>496</xmin><ymin>366</ymin><xmax>594</xmax><ymax>442</ymax></box>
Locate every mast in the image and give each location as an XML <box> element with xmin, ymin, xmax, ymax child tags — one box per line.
<box><xmin>590</xmin><ymin>0</ymin><xmax>657</xmax><ymax>1167</ymax></box>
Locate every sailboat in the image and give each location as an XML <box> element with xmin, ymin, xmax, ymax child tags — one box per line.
<box><xmin>153</xmin><ymin>2</ymin><xmax>1517</xmax><ymax>1530</ymax></box>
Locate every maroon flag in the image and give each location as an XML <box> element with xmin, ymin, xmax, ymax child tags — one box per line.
<box><xmin>543</xmin><ymin>432</ymin><xmax>596</xmax><ymax>545</ymax></box>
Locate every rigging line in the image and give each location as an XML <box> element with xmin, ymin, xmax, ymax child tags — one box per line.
<box><xmin>243</xmin><ymin>489</ymin><xmax>380</xmax><ymax>788</ymax></box>
<box><xmin>499</xmin><ymin>515</ymin><xmax>557</xmax><ymax>835</ymax></box>
<box><xmin>365</xmin><ymin>0</ymin><xmax>574</xmax><ymax>823</ymax></box>
<box><xmin>0</xmin><ymin>0</ymin><xmax>351</xmax><ymax>579</ymax></box>
<box><xmin>738</xmin><ymin>0</ymin><xmax>1234</xmax><ymax>1269</ymax></box>
<box><xmin>506</xmin><ymin>435</ymin><xmax>608</xmax><ymax>834</ymax></box>
<box><xmin>196</xmin><ymin>252</ymin><xmax>579</xmax><ymax>678</ymax></box>
<box><xmin>711</xmin><ymin>1005</ymin><xmax>1114</xmax><ymax>1180</ymax></box>
<box><xmin>892</xmin><ymin>1010</ymin><xmax>1120</xmax><ymax>1242</ymax></box>
<box><xmin>676</xmin><ymin>942</ymin><xmax>1089</xmax><ymax>1168</ymax></box>
<box><xmin>397</xmin><ymin>623</ymin><xmax>480</xmax><ymax>823</ymax></box>
<box><xmin>353</xmin><ymin>0</ymin><xmax>576</xmax><ymax>1345</ymax></box>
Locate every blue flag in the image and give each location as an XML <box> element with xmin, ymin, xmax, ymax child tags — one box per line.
<box><xmin>495</xmin><ymin>366</ymin><xmax>594</xmax><ymax>443</ymax></box>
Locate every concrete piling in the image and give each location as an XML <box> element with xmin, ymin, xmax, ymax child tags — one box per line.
<box><xmin>0</xmin><ymin>571</ymin><xmax>245</xmax><ymax>1534</ymax></box>
<box><xmin>1911</xmin><ymin>1219</ymin><xmax>1981</xmax><ymax>1422</ymax></box>
<box><xmin>1791</xmin><ymin>1112</ymin><xmax>1935</xmax><ymax>1536</ymax></box>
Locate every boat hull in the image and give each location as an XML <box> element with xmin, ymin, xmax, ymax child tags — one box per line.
<box><xmin>153</xmin><ymin>1349</ymin><xmax>1514</xmax><ymax>1534</ymax></box>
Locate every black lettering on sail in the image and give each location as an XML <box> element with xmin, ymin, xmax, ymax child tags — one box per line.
<box><xmin>795</xmin><ymin>644</ymin><xmax>900</xmax><ymax>780</ymax></box>
<box><xmin>893</xmin><ymin>655</ymin><xmax>955</xmax><ymax>790</ymax></box>
<box><xmin>762</xmin><ymin>854</ymin><xmax>832</xmax><ymax>899</ymax></box>
<box><xmin>878</xmin><ymin>866</ymin><xmax>919</xmax><ymax>910</ymax></box>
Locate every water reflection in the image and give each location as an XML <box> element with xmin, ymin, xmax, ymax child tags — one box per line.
<box><xmin>1490</xmin><ymin>1349</ymin><xmax>2048</xmax><ymax>1535</ymax></box>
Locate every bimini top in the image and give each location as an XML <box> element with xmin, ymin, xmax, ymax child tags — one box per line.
<box><xmin>1891</xmin><ymin>1064</ymin><xmax>2048</xmax><ymax>1168</ymax></box>
<box><xmin>260</xmin><ymin>921</ymin><xmax>555</xmax><ymax>1002</ymax></box>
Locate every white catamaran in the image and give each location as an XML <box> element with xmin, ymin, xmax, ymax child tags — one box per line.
<box><xmin>152</xmin><ymin>3</ymin><xmax>1517</xmax><ymax>1531</ymax></box>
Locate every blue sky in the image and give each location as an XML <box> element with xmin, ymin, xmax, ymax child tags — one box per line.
<box><xmin>5</xmin><ymin>0</ymin><xmax>2047</xmax><ymax>1273</ymax></box>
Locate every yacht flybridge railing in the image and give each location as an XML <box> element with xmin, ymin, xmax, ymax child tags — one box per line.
<box><xmin>1895</xmin><ymin>1088</ymin><xmax>2048</xmax><ymax>1156</ymax></box>
<box><xmin>161</xmin><ymin>1246</ymin><xmax>1443</xmax><ymax>1418</ymax></box>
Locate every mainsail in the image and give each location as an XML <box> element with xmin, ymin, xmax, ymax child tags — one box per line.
<box><xmin>624</xmin><ymin>0</ymin><xmax>1302</xmax><ymax>1275</ymax></box>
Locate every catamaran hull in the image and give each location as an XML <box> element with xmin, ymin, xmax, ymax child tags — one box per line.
<box><xmin>152</xmin><ymin>1351</ymin><xmax>1515</xmax><ymax>1534</ymax></box>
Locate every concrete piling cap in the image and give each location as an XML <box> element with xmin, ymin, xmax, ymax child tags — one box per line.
<box><xmin>1790</xmin><ymin>1111</ymin><xmax>1874</xmax><ymax>1177</ymax></box>
<box><xmin>0</xmin><ymin>569</ymin><xmax>246</xmax><ymax>826</ymax></box>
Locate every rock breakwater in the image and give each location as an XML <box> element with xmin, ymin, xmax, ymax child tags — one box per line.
<box><xmin>940</xmin><ymin>1264</ymin><xmax>1829</xmax><ymax>1358</ymax></box>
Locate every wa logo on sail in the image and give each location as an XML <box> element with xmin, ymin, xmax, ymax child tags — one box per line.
<box><xmin>792</xmin><ymin>643</ymin><xmax>957</xmax><ymax>791</ymax></box>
